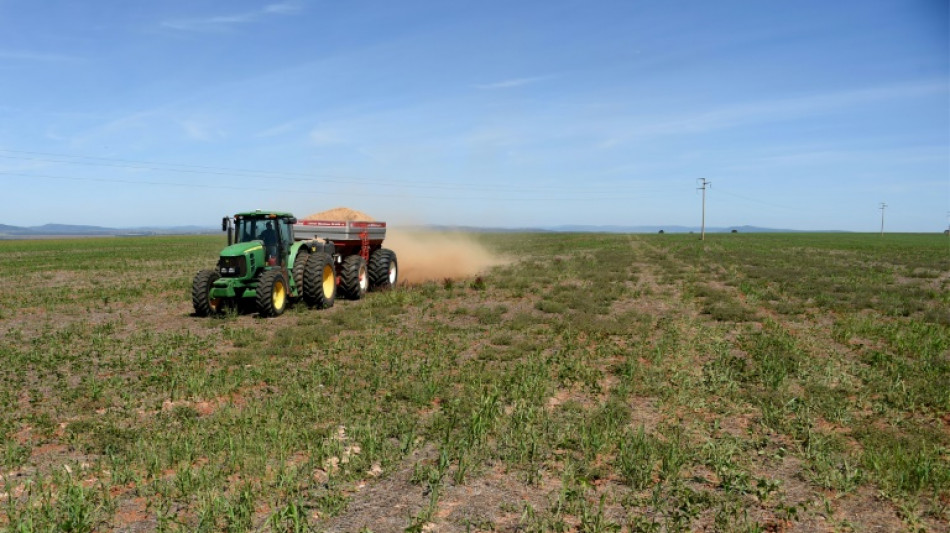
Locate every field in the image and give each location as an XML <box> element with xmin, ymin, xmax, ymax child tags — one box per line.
<box><xmin>0</xmin><ymin>232</ymin><xmax>948</xmax><ymax>532</ymax></box>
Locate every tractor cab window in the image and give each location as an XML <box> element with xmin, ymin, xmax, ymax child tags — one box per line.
<box><xmin>235</xmin><ymin>218</ymin><xmax>276</xmax><ymax>243</ymax></box>
<box><xmin>278</xmin><ymin>220</ymin><xmax>293</xmax><ymax>247</ymax></box>
<box><xmin>235</xmin><ymin>218</ymin><xmax>264</xmax><ymax>244</ymax></box>
<box><xmin>235</xmin><ymin>217</ymin><xmax>282</xmax><ymax>263</ymax></box>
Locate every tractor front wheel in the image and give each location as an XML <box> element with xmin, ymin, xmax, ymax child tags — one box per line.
<box><xmin>369</xmin><ymin>248</ymin><xmax>398</xmax><ymax>290</ymax></box>
<box><xmin>340</xmin><ymin>255</ymin><xmax>368</xmax><ymax>300</ymax></box>
<box><xmin>192</xmin><ymin>270</ymin><xmax>224</xmax><ymax>316</ymax></box>
<box><xmin>303</xmin><ymin>253</ymin><xmax>336</xmax><ymax>309</ymax></box>
<box><xmin>256</xmin><ymin>270</ymin><xmax>288</xmax><ymax>317</ymax></box>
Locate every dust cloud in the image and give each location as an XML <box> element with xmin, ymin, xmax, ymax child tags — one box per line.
<box><xmin>384</xmin><ymin>228</ymin><xmax>509</xmax><ymax>285</ymax></box>
<box><xmin>298</xmin><ymin>207</ymin><xmax>508</xmax><ymax>284</ymax></box>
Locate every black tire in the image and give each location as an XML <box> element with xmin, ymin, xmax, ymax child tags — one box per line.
<box><xmin>292</xmin><ymin>249</ymin><xmax>310</xmax><ymax>298</ymax></box>
<box><xmin>340</xmin><ymin>255</ymin><xmax>368</xmax><ymax>300</ymax></box>
<box><xmin>192</xmin><ymin>269</ymin><xmax>223</xmax><ymax>316</ymax></box>
<box><xmin>256</xmin><ymin>270</ymin><xmax>288</xmax><ymax>317</ymax></box>
<box><xmin>369</xmin><ymin>248</ymin><xmax>398</xmax><ymax>290</ymax></box>
<box><xmin>303</xmin><ymin>253</ymin><xmax>336</xmax><ymax>309</ymax></box>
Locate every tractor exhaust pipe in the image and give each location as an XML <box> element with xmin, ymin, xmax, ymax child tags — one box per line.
<box><xmin>222</xmin><ymin>216</ymin><xmax>233</xmax><ymax>245</ymax></box>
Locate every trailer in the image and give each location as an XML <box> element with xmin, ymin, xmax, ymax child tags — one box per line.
<box><xmin>191</xmin><ymin>211</ymin><xmax>397</xmax><ymax>317</ymax></box>
<box><xmin>293</xmin><ymin>218</ymin><xmax>397</xmax><ymax>302</ymax></box>
<box><xmin>294</xmin><ymin>219</ymin><xmax>386</xmax><ymax>256</ymax></box>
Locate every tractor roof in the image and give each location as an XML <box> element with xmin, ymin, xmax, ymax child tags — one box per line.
<box><xmin>234</xmin><ymin>210</ymin><xmax>296</xmax><ymax>219</ymax></box>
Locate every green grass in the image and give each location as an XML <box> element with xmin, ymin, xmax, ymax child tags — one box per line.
<box><xmin>0</xmin><ymin>232</ymin><xmax>947</xmax><ymax>531</ymax></box>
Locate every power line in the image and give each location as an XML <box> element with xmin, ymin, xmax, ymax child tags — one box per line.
<box><xmin>0</xmin><ymin>170</ymin><xmax>656</xmax><ymax>203</ymax></box>
<box><xmin>0</xmin><ymin>148</ymin><xmax>651</xmax><ymax>196</ymax></box>
<box><xmin>711</xmin><ymin>185</ymin><xmax>805</xmax><ymax>212</ymax></box>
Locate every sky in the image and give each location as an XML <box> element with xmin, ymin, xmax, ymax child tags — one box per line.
<box><xmin>0</xmin><ymin>0</ymin><xmax>947</xmax><ymax>231</ymax></box>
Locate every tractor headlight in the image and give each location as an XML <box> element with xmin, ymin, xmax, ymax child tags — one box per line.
<box><xmin>216</xmin><ymin>256</ymin><xmax>246</xmax><ymax>277</ymax></box>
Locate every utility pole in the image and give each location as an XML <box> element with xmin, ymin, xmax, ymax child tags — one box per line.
<box><xmin>697</xmin><ymin>178</ymin><xmax>711</xmax><ymax>240</ymax></box>
<box><xmin>879</xmin><ymin>202</ymin><xmax>887</xmax><ymax>236</ymax></box>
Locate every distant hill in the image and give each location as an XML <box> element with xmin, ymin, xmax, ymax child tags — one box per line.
<box><xmin>33</xmin><ymin>224</ymin><xmax>118</xmax><ymax>235</ymax></box>
<box><xmin>0</xmin><ymin>224</ymin><xmax>218</xmax><ymax>238</ymax></box>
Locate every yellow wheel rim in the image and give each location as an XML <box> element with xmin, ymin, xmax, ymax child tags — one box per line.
<box><xmin>273</xmin><ymin>280</ymin><xmax>286</xmax><ymax>309</ymax></box>
<box><xmin>322</xmin><ymin>265</ymin><xmax>334</xmax><ymax>298</ymax></box>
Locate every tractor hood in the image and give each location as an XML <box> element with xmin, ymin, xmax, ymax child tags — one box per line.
<box><xmin>220</xmin><ymin>241</ymin><xmax>263</xmax><ymax>258</ymax></box>
<box><xmin>216</xmin><ymin>241</ymin><xmax>265</xmax><ymax>280</ymax></box>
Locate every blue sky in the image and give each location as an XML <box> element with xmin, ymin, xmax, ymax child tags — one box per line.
<box><xmin>1</xmin><ymin>0</ymin><xmax>947</xmax><ymax>231</ymax></box>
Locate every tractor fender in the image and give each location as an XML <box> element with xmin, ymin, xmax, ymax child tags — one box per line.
<box><xmin>289</xmin><ymin>241</ymin><xmax>309</xmax><ymax>261</ymax></box>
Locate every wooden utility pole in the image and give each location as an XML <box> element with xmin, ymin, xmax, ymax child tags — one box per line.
<box><xmin>697</xmin><ymin>178</ymin><xmax>711</xmax><ymax>240</ymax></box>
<box><xmin>879</xmin><ymin>202</ymin><xmax>887</xmax><ymax>236</ymax></box>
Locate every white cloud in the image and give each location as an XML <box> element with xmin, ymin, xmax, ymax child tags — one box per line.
<box><xmin>637</xmin><ymin>80</ymin><xmax>947</xmax><ymax>137</ymax></box>
<box><xmin>181</xmin><ymin>120</ymin><xmax>225</xmax><ymax>141</ymax></box>
<box><xmin>475</xmin><ymin>76</ymin><xmax>552</xmax><ymax>90</ymax></box>
<box><xmin>723</xmin><ymin>144</ymin><xmax>950</xmax><ymax>172</ymax></box>
<box><xmin>0</xmin><ymin>50</ymin><xmax>82</xmax><ymax>62</ymax></box>
<box><xmin>162</xmin><ymin>3</ymin><xmax>303</xmax><ymax>32</ymax></box>
<box><xmin>256</xmin><ymin>121</ymin><xmax>299</xmax><ymax>138</ymax></box>
<box><xmin>309</xmin><ymin>128</ymin><xmax>343</xmax><ymax>146</ymax></box>
<box><xmin>577</xmin><ymin>80</ymin><xmax>949</xmax><ymax>149</ymax></box>
<box><xmin>264</xmin><ymin>3</ymin><xmax>303</xmax><ymax>15</ymax></box>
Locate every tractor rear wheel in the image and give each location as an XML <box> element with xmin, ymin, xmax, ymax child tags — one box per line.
<box><xmin>303</xmin><ymin>253</ymin><xmax>336</xmax><ymax>309</ymax></box>
<box><xmin>340</xmin><ymin>255</ymin><xmax>368</xmax><ymax>300</ymax></box>
<box><xmin>192</xmin><ymin>269</ymin><xmax>223</xmax><ymax>316</ymax></box>
<box><xmin>256</xmin><ymin>270</ymin><xmax>288</xmax><ymax>317</ymax></box>
<box><xmin>369</xmin><ymin>248</ymin><xmax>398</xmax><ymax>290</ymax></box>
<box><xmin>292</xmin><ymin>249</ymin><xmax>310</xmax><ymax>298</ymax></box>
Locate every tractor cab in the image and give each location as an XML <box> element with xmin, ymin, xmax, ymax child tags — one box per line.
<box><xmin>225</xmin><ymin>211</ymin><xmax>296</xmax><ymax>266</ymax></box>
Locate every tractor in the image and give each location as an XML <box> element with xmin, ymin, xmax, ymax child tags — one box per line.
<box><xmin>192</xmin><ymin>210</ymin><xmax>397</xmax><ymax>317</ymax></box>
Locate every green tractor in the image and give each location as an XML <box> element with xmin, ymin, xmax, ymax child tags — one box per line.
<box><xmin>191</xmin><ymin>210</ymin><xmax>397</xmax><ymax>317</ymax></box>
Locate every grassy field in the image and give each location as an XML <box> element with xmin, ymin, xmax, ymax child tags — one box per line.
<box><xmin>0</xmin><ymin>232</ymin><xmax>947</xmax><ymax>532</ymax></box>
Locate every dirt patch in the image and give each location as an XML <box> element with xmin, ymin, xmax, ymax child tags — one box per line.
<box><xmin>431</xmin><ymin>467</ymin><xmax>560</xmax><ymax>532</ymax></box>
<box><xmin>112</xmin><ymin>496</ymin><xmax>153</xmax><ymax>532</ymax></box>
<box><xmin>628</xmin><ymin>396</ymin><xmax>663</xmax><ymax>433</ymax></box>
<box><xmin>318</xmin><ymin>446</ymin><xmax>437</xmax><ymax>532</ymax></box>
<box><xmin>833</xmin><ymin>486</ymin><xmax>906</xmax><ymax>532</ymax></box>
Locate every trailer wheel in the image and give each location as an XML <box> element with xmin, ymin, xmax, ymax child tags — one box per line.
<box><xmin>256</xmin><ymin>270</ymin><xmax>288</xmax><ymax>317</ymax></box>
<box><xmin>369</xmin><ymin>248</ymin><xmax>398</xmax><ymax>290</ymax></box>
<box><xmin>340</xmin><ymin>255</ymin><xmax>369</xmax><ymax>300</ymax></box>
<box><xmin>292</xmin><ymin>249</ymin><xmax>310</xmax><ymax>298</ymax></box>
<box><xmin>192</xmin><ymin>270</ymin><xmax>224</xmax><ymax>316</ymax></box>
<box><xmin>304</xmin><ymin>253</ymin><xmax>336</xmax><ymax>309</ymax></box>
